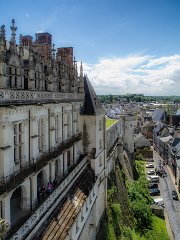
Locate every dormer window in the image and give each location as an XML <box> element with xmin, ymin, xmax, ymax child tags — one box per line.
<box><xmin>8</xmin><ymin>65</ymin><xmax>20</xmax><ymax>89</ymax></box>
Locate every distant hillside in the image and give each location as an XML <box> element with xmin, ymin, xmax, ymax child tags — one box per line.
<box><xmin>98</xmin><ymin>94</ymin><xmax>180</xmax><ymax>104</ymax></box>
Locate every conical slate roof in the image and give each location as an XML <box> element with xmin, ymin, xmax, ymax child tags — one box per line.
<box><xmin>81</xmin><ymin>75</ymin><xmax>105</xmax><ymax>115</ymax></box>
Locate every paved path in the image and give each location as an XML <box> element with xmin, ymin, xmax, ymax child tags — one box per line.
<box><xmin>153</xmin><ymin>150</ymin><xmax>180</xmax><ymax>240</ymax></box>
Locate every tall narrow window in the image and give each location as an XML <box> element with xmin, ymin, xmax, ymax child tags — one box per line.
<box><xmin>76</xmin><ymin>110</ymin><xmax>79</xmax><ymax>132</ymax></box>
<box><xmin>67</xmin><ymin>112</ymin><xmax>71</xmax><ymax>137</ymax></box>
<box><xmin>9</xmin><ymin>65</ymin><xmax>19</xmax><ymax>88</ymax></box>
<box><xmin>55</xmin><ymin>115</ymin><xmax>58</xmax><ymax>142</ymax></box>
<box><xmin>14</xmin><ymin>122</ymin><xmax>23</xmax><ymax>164</ymax></box>
<box><xmin>38</xmin><ymin>118</ymin><xmax>45</xmax><ymax>152</ymax></box>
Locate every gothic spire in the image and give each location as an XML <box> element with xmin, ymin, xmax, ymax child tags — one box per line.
<box><xmin>10</xmin><ymin>19</ymin><xmax>17</xmax><ymax>44</ymax></box>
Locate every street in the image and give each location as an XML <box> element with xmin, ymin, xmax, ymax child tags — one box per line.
<box><xmin>153</xmin><ymin>150</ymin><xmax>180</xmax><ymax>240</ymax></box>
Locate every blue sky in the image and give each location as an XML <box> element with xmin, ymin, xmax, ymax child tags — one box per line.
<box><xmin>1</xmin><ymin>0</ymin><xmax>180</xmax><ymax>95</ymax></box>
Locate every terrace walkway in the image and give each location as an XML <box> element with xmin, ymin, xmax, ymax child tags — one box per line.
<box><xmin>36</xmin><ymin>165</ymin><xmax>95</xmax><ymax>240</ymax></box>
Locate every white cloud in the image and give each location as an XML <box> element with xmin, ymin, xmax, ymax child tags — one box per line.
<box><xmin>80</xmin><ymin>54</ymin><xmax>180</xmax><ymax>96</ymax></box>
<box><xmin>25</xmin><ymin>13</ymin><xmax>29</xmax><ymax>18</ymax></box>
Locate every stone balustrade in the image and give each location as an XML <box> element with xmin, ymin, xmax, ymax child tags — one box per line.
<box><xmin>0</xmin><ymin>89</ymin><xmax>84</xmax><ymax>105</ymax></box>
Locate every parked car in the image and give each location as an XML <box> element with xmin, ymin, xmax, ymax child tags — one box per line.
<box><xmin>153</xmin><ymin>197</ymin><xmax>164</xmax><ymax>207</ymax></box>
<box><xmin>145</xmin><ymin>164</ymin><xmax>154</xmax><ymax>168</ymax></box>
<box><xmin>172</xmin><ymin>190</ymin><xmax>178</xmax><ymax>200</ymax></box>
<box><xmin>147</xmin><ymin>175</ymin><xmax>159</xmax><ymax>183</ymax></box>
<box><xmin>147</xmin><ymin>170</ymin><xmax>155</xmax><ymax>175</ymax></box>
<box><xmin>148</xmin><ymin>183</ymin><xmax>158</xmax><ymax>189</ymax></box>
<box><xmin>149</xmin><ymin>188</ymin><xmax>160</xmax><ymax>196</ymax></box>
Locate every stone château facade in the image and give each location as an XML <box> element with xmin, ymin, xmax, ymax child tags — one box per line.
<box><xmin>0</xmin><ymin>20</ymin><xmax>134</xmax><ymax>240</ymax></box>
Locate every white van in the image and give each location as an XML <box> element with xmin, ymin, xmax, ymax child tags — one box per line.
<box><xmin>149</xmin><ymin>175</ymin><xmax>159</xmax><ymax>183</ymax></box>
<box><xmin>153</xmin><ymin>197</ymin><xmax>164</xmax><ymax>207</ymax></box>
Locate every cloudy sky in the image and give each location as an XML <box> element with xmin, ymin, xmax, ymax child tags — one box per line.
<box><xmin>1</xmin><ymin>0</ymin><xmax>180</xmax><ymax>95</ymax></box>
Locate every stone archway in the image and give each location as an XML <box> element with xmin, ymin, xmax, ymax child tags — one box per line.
<box><xmin>37</xmin><ymin>171</ymin><xmax>45</xmax><ymax>189</ymax></box>
<box><xmin>37</xmin><ymin>170</ymin><xmax>47</xmax><ymax>190</ymax></box>
<box><xmin>10</xmin><ymin>186</ymin><xmax>27</xmax><ymax>225</ymax></box>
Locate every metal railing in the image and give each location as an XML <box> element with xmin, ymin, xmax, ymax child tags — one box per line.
<box><xmin>5</xmin><ymin>154</ymin><xmax>87</xmax><ymax>240</ymax></box>
<box><xmin>0</xmin><ymin>132</ymin><xmax>82</xmax><ymax>194</ymax></box>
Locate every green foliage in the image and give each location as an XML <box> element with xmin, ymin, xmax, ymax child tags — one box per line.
<box><xmin>97</xmin><ymin>159</ymin><xmax>169</xmax><ymax>240</ymax></box>
<box><xmin>108</xmin><ymin>186</ymin><xmax>117</xmax><ymax>204</ymax></box>
<box><xmin>107</xmin><ymin>207</ymin><xmax>117</xmax><ymax>240</ymax></box>
<box><xmin>127</xmin><ymin>161</ymin><xmax>153</xmax><ymax>231</ymax></box>
<box><xmin>111</xmin><ymin>203</ymin><xmax>121</xmax><ymax>220</ymax></box>
<box><xmin>131</xmin><ymin>199</ymin><xmax>152</xmax><ymax>230</ymax></box>
<box><xmin>121</xmin><ymin>227</ymin><xmax>133</xmax><ymax>240</ymax></box>
<box><xmin>135</xmin><ymin>153</ymin><xmax>144</xmax><ymax>161</ymax></box>
<box><xmin>135</xmin><ymin>160</ymin><xmax>145</xmax><ymax>176</ymax></box>
<box><xmin>98</xmin><ymin>94</ymin><xmax>180</xmax><ymax>104</ymax></box>
<box><xmin>128</xmin><ymin>179</ymin><xmax>151</xmax><ymax>204</ymax></box>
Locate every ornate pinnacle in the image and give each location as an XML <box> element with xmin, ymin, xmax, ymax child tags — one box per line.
<box><xmin>0</xmin><ymin>25</ymin><xmax>5</xmax><ymax>40</ymax></box>
<box><xmin>52</xmin><ymin>43</ymin><xmax>56</xmax><ymax>60</ymax></box>
<box><xmin>10</xmin><ymin>19</ymin><xmax>17</xmax><ymax>44</ymax></box>
<box><xmin>80</xmin><ymin>61</ymin><xmax>83</xmax><ymax>77</ymax></box>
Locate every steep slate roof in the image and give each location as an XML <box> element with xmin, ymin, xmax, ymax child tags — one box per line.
<box><xmin>81</xmin><ymin>75</ymin><xmax>105</xmax><ymax>115</ymax></box>
<box><xmin>153</xmin><ymin>121</ymin><xmax>164</xmax><ymax>133</ymax></box>
<box><xmin>152</xmin><ymin>108</ymin><xmax>165</xmax><ymax>122</ymax></box>
<box><xmin>134</xmin><ymin>133</ymin><xmax>151</xmax><ymax>147</ymax></box>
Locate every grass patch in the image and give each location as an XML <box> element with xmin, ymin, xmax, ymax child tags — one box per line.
<box><xmin>106</xmin><ymin>118</ymin><xmax>118</xmax><ymax>129</ymax></box>
<box><xmin>130</xmin><ymin>215</ymin><xmax>169</xmax><ymax>240</ymax></box>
